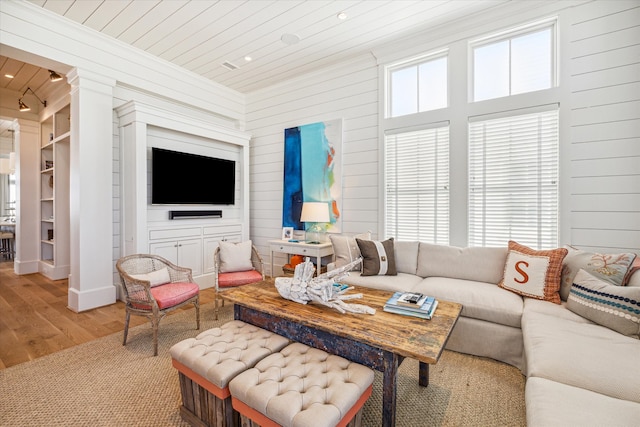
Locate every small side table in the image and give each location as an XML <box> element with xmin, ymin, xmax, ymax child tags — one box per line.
<box><xmin>268</xmin><ymin>240</ymin><xmax>333</xmax><ymax>277</ymax></box>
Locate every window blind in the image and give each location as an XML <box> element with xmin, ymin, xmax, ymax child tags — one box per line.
<box><xmin>468</xmin><ymin>108</ymin><xmax>559</xmax><ymax>249</ymax></box>
<box><xmin>385</xmin><ymin>126</ymin><xmax>449</xmax><ymax>244</ymax></box>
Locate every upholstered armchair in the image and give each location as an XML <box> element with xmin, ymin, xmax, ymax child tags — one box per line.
<box><xmin>116</xmin><ymin>254</ymin><xmax>200</xmax><ymax>356</ymax></box>
<box><xmin>214</xmin><ymin>241</ymin><xmax>264</xmax><ymax>319</ymax></box>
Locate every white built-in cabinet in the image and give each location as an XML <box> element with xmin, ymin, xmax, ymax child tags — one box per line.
<box><xmin>148</xmin><ymin>227</ymin><xmax>203</xmax><ymax>277</ymax></box>
<box><xmin>116</xmin><ymin>101</ymin><xmax>251</xmax><ymax>292</ymax></box>
<box><xmin>39</xmin><ymin>104</ymin><xmax>70</xmax><ymax>280</ymax></box>
<box><xmin>147</xmin><ymin>224</ymin><xmax>242</xmax><ymax>286</ymax></box>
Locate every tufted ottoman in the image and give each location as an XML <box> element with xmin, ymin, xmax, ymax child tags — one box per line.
<box><xmin>228</xmin><ymin>342</ymin><xmax>375</xmax><ymax>427</ymax></box>
<box><xmin>170</xmin><ymin>320</ymin><xmax>290</xmax><ymax>427</ymax></box>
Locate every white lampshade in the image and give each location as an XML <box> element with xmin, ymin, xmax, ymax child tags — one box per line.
<box><xmin>300</xmin><ymin>202</ymin><xmax>330</xmax><ymax>223</ymax></box>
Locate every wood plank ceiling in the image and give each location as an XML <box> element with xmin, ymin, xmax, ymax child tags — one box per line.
<box><xmin>12</xmin><ymin>0</ymin><xmax>511</xmax><ymax>94</ymax></box>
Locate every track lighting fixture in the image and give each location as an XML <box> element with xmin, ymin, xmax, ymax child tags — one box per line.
<box><xmin>18</xmin><ymin>87</ymin><xmax>46</xmax><ymax>112</ymax></box>
<box><xmin>49</xmin><ymin>70</ymin><xmax>63</xmax><ymax>82</ymax></box>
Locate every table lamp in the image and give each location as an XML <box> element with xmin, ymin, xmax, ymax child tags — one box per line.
<box><xmin>300</xmin><ymin>202</ymin><xmax>330</xmax><ymax>244</ymax></box>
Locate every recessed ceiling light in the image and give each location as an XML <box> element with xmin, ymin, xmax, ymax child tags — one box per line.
<box><xmin>244</xmin><ymin>56</ymin><xmax>252</xmax><ymax>62</ymax></box>
<box><xmin>4</xmin><ymin>74</ymin><xmax>14</xmax><ymax>79</ymax></box>
<box><xmin>281</xmin><ymin>33</ymin><xmax>300</xmax><ymax>45</ymax></box>
<box><xmin>337</xmin><ymin>11</ymin><xmax>347</xmax><ymax>20</ymax></box>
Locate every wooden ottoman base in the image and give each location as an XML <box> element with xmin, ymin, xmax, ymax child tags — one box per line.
<box><xmin>175</xmin><ymin>364</ymin><xmax>239</xmax><ymax>427</ymax></box>
<box><xmin>233</xmin><ymin>395</ymin><xmax>368</xmax><ymax>427</ymax></box>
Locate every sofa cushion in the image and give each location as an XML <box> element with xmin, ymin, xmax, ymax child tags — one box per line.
<box><xmin>523</xmin><ymin>298</ymin><xmax>592</xmax><ymax>324</ymax></box>
<box><xmin>329</xmin><ymin>232</ymin><xmax>370</xmax><ymax>271</ymax></box>
<box><xmin>219</xmin><ymin>240</ymin><xmax>255</xmax><ymax>273</ymax></box>
<box><xmin>131</xmin><ymin>282</ymin><xmax>199</xmax><ymax>310</ymax></box>
<box><xmin>499</xmin><ymin>241</ymin><xmax>567</xmax><ymax>304</ymax></box>
<box><xmin>567</xmin><ymin>269</ymin><xmax>640</xmax><ymax>338</ymax></box>
<box><xmin>415</xmin><ymin>277</ymin><xmax>524</xmax><ymax>328</ymax></box>
<box><xmin>394</xmin><ymin>241</ymin><xmax>420</xmax><ymax>275</ymax></box>
<box><xmin>526</xmin><ymin>377</ymin><xmax>640</xmax><ymax>427</ymax></box>
<box><xmin>560</xmin><ymin>246</ymin><xmax>637</xmax><ymax>301</ymax></box>
<box><xmin>218</xmin><ymin>270</ymin><xmax>263</xmax><ymax>288</ymax></box>
<box><xmin>522</xmin><ymin>310</ymin><xmax>640</xmax><ymax>402</ymax></box>
<box><xmin>356</xmin><ymin>238</ymin><xmax>397</xmax><ymax>276</ymax></box>
<box><xmin>339</xmin><ymin>271</ymin><xmax>423</xmax><ymax>293</ymax></box>
<box><xmin>416</xmin><ymin>243</ymin><xmax>507</xmax><ymax>284</ymax></box>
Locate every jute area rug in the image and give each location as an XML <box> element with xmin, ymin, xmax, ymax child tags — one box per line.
<box><xmin>0</xmin><ymin>304</ymin><xmax>525</xmax><ymax>426</ymax></box>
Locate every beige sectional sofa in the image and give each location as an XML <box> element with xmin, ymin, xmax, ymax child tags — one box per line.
<box><xmin>328</xmin><ymin>238</ymin><xmax>640</xmax><ymax>426</ymax></box>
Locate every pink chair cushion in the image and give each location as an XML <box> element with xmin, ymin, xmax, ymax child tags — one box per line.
<box><xmin>131</xmin><ymin>282</ymin><xmax>199</xmax><ymax>310</ymax></box>
<box><xmin>218</xmin><ymin>270</ymin><xmax>263</xmax><ymax>288</ymax></box>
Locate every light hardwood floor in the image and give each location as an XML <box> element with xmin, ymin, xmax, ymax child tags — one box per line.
<box><xmin>0</xmin><ymin>260</ymin><xmax>216</xmax><ymax>369</ymax></box>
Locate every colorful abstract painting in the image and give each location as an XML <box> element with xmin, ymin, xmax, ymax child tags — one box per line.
<box><xmin>282</xmin><ymin>119</ymin><xmax>342</xmax><ymax>232</ymax></box>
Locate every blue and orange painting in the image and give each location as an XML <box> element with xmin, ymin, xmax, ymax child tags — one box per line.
<box><xmin>282</xmin><ymin>119</ymin><xmax>342</xmax><ymax>232</ymax></box>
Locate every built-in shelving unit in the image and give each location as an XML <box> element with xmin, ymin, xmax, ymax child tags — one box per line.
<box><xmin>39</xmin><ymin>104</ymin><xmax>70</xmax><ymax>280</ymax></box>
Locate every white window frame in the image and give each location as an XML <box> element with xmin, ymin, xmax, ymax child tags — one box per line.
<box><xmin>469</xmin><ymin>18</ymin><xmax>558</xmax><ymax>102</ymax></box>
<box><xmin>385</xmin><ymin>49</ymin><xmax>449</xmax><ymax>118</ymax></box>
<box><xmin>379</xmin><ymin>14</ymin><xmax>563</xmax><ymax>247</ymax></box>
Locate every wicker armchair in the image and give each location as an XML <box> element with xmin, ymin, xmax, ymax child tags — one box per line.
<box><xmin>214</xmin><ymin>243</ymin><xmax>265</xmax><ymax>320</ymax></box>
<box><xmin>116</xmin><ymin>254</ymin><xmax>200</xmax><ymax>356</ymax></box>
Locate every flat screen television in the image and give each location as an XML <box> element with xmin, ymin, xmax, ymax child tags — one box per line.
<box><xmin>151</xmin><ymin>147</ymin><xmax>235</xmax><ymax>205</ymax></box>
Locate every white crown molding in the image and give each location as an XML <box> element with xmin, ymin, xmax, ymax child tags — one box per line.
<box><xmin>116</xmin><ymin>100</ymin><xmax>251</xmax><ymax>147</ymax></box>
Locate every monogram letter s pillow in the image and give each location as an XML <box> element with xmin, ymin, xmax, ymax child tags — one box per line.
<box><xmin>499</xmin><ymin>240</ymin><xmax>568</xmax><ymax>304</ymax></box>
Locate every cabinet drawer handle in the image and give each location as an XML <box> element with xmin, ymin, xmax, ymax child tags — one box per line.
<box><xmin>302</xmin><ymin>249</ymin><xmax>307</xmax><ymax>253</ymax></box>
<box><xmin>279</xmin><ymin>246</ymin><xmax>284</xmax><ymax>250</ymax></box>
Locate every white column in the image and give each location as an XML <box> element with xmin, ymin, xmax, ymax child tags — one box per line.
<box><xmin>13</xmin><ymin>119</ymin><xmax>40</xmax><ymax>274</ymax></box>
<box><xmin>66</xmin><ymin>68</ymin><xmax>117</xmax><ymax>312</ymax></box>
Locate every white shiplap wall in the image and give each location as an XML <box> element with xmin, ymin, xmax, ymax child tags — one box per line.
<box><xmin>247</xmin><ymin>0</ymin><xmax>640</xmax><ymax>273</ymax></box>
<box><xmin>246</xmin><ymin>55</ymin><xmax>379</xmax><ymax>276</ymax></box>
<box><xmin>568</xmin><ymin>1</ymin><xmax>640</xmax><ymax>253</ymax></box>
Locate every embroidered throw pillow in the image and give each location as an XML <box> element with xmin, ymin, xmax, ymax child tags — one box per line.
<box><xmin>130</xmin><ymin>267</ymin><xmax>171</xmax><ymax>287</ymax></box>
<box><xmin>219</xmin><ymin>240</ymin><xmax>255</xmax><ymax>273</ymax></box>
<box><xmin>329</xmin><ymin>231</ymin><xmax>371</xmax><ymax>271</ymax></box>
<box><xmin>560</xmin><ymin>246</ymin><xmax>637</xmax><ymax>301</ymax></box>
<box><xmin>499</xmin><ymin>240</ymin><xmax>568</xmax><ymax>304</ymax></box>
<box><xmin>567</xmin><ymin>269</ymin><xmax>640</xmax><ymax>338</ymax></box>
<box><xmin>356</xmin><ymin>238</ymin><xmax>397</xmax><ymax>276</ymax></box>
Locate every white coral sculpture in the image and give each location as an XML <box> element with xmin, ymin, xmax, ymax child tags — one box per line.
<box><xmin>275</xmin><ymin>257</ymin><xmax>376</xmax><ymax>315</ymax></box>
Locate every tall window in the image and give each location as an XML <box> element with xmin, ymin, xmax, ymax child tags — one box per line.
<box><xmin>385</xmin><ymin>126</ymin><xmax>449</xmax><ymax>243</ymax></box>
<box><xmin>472</xmin><ymin>22</ymin><xmax>555</xmax><ymax>102</ymax></box>
<box><xmin>468</xmin><ymin>108</ymin><xmax>559</xmax><ymax>249</ymax></box>
<box><xmin>388</xmin><ymin>53</ymin><xmax>448</xmax><ymax>117</ymax></box>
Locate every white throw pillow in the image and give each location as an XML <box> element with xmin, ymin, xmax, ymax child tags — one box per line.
<box><xmin>329</xmin><ymin>232</ymin><xmax>371</xmax><ymax>271</ymax></box>
<box><xmin>130</xmin><ymin>267</ymin><xmax>171</xmax><ymax>287</ymax></box>
<box><xmin>219</xmin><ymin>240</ymin><xmax>255</xmax><ymax>273</ymax></box>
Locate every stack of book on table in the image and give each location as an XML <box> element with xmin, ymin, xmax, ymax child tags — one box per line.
<box><xmin>383</xmin><ymin>292</ymin><xmax>438</xmax><ymax>319</ymax></box>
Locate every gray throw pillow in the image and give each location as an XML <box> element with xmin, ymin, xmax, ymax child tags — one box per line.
<box><xmin>329</xmin><ymin>231</ymin><xmax>371</xmax><ymax>271</ymax></box>
<box><xmin>356</xmin><ymin>238</ymin><xmax>397</xmax><ymax>276</ymax></box>
<box><xmin>567</xmin><ymin>269</ymin><xmax>640</xmax><ymax>339</ymax></box>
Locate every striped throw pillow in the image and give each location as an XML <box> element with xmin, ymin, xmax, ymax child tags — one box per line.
<box><xmin>356</xmin><ymin>238</ymin><xmax>397</xmax><ymax>276</ymax></box>
<box><xmin>568</xmin><ymin>269</ymin><xmax>640</xmax><ymax>338</ymax></box>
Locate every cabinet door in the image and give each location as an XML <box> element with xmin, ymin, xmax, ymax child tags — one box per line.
<box><xmin>177</xmin><ymin>238</ymin><xmax>203</xmax><ymax>277</ymax></box>
<box><xmin>203</xmin><ymin>235</ymin><xmax>242</xmax><ymax>274</ymax></box>
<box><xmin>149</xmin><ymin>241</ymin><xmax>179</xmax><ymax>265</ymax></box>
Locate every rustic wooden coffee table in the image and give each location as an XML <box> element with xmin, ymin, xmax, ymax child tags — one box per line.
<box><xmin>220</xmin><ymin>280</ymin><xmax>462</xmax><ymax>427</ymax></box>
